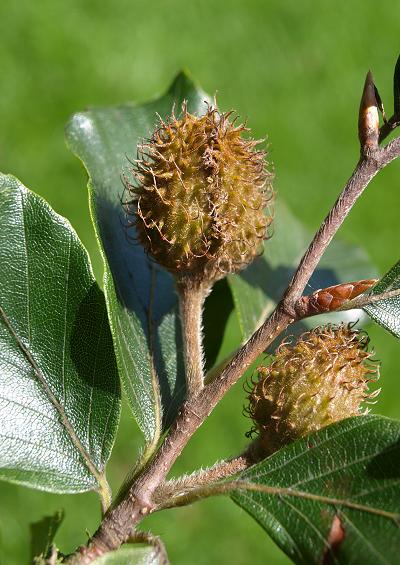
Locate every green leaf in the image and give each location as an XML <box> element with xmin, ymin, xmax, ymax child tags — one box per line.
<box><xmin>65</xmin><ymin>73</ymin><xmax>211</xmax><ymax>447</ymax></box>
<box><xmin>92</xmin><ymin>545</ymin><xmax>164</xmax><ymax>565</ymax></box>
<box><xmin>232</xmin><ymin>415</ymin><xmax>400</xmax><ymax>565</ymax></box>
<box><xmin>364</xmin><ymin>260</ymin><xmax>400</xmax><ymax>338</ymax></box>
<box><xmin>0</xmin><ymin>174</ymin><xmax>120</xmax><ymax>493</ymax></box>
<box><xmin>30</xmin><ymin>510</ymin><xmax>64</xmax><ymax>563</ymax></box>
<box><xmin>228</xmin><ymin>200</ymin><xmax>378</xmax><ymax>342</ymax></box>
<box><xmin>393</xmin><ymin>54</ymin><xmax>400</xmax><ymax>118</ymax></box>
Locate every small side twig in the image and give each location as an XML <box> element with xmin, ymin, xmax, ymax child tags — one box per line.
<box><xmin>158</xmin><ymin>480</ymin><xmax>400</xmax><ymax>523</ymax></box>
<box><xmin>154</xmin><ymin>440</ymin><xmax>263</xmax><ymax>504</ymax></box>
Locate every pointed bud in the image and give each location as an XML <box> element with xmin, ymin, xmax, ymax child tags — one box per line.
<box><xmin>358</xmin><ymin>71</ymin><xmax>380</xmax><ymax>153</ymax></box>
<box><xmin>246</xmin><ymin>324</ymin><xmax>379</xmax><ymax>455</ymax></box>
<box><xmin>296</xmin><ymin>278</ymin><xmax>378</xmax><ymax>316</ymax></box>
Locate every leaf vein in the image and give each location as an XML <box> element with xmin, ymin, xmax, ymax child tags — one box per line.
<box><xmin>0</xmin><ymin>303</ymin><xmax>103</xmax><ymax>485</ymax></box>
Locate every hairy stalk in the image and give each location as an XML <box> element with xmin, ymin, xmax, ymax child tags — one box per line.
<box><xmin>155</xmin><ymin>440</ymin><xmax>263</xmax><ymax>503</ymax></box>
<box><xmin>155</xmin><ymin>458</ymin><xmax>248</xmax><ymax>503</ymax></box>
<box><xmin>69</xmin><ymin>129</ymin><xmax>400</xmax><ymax>565</ymax></box>
<box><xmin>158</xmin><ymin>481</ymin><xmax>400</xmax><ymax>523</ymax></box>
<box><xmin>177</xmin><ymin>280</ymin><xmax>209</xmax><ymax>397</ymax></box>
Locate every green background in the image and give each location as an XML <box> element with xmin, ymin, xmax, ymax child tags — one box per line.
<box><xmin>1</xmin><ymin>1</ymin><xmax>400</xmax><ymax>563</ymax></box>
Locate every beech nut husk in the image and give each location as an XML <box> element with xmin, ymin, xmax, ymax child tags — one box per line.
<box><xmin>124</xmin><ymin>104</ymin><xmax>274</xmax><ymax>286</ymax></box>
<box><xmin>245</xmin><ymin>324</ymin><xmax>380</xmax><ymax>455</ymax></box>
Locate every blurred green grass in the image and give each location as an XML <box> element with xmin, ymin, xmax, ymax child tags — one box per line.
<box><xmin>1</xmin><ymin>1</ymin><xmax>400</xmax><ymax>563</ymax></box>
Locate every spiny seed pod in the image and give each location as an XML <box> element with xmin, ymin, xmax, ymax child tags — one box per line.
<box><xmin>245</xmin><ymin>324</ymin><xmax>379</xmax><ymax>455</ymax></box>
<box><xmin>125</xmin><ymin>104</ymin><xmax>274</xmax><ymax>285</ymax></box>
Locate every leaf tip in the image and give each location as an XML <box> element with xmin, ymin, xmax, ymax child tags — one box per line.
<box><xmin>166</xmin><ymin>70</ymin><xmax>212</xmax><ymax>115</ymax></box>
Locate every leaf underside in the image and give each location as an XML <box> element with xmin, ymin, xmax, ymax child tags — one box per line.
<box><xmin>364</xmin><ymin>259</ymin><xmax>400</xmax><ymax>337</ymax></box>
<box><xmin>66</xmin><ymin>72</ymin><xmax>212</xmax><ymax>447</ymax></box>
<box><xmin>232</xmin><ymin>415</ymin><xmax>400</xmax><ymax>565</ymax></box>
<box><xmin>0</xmin><ymin>174</ymin><xmax>120</xmax><ymax>493</ymax></box>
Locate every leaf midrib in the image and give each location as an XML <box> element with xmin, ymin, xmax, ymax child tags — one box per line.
<box><xmin>233</xmin><ymin>481</ymin><xmax>400</xmax><ymax>521</ymax></box>
<box><xmin>0</xmin><ymin>303</ymin><xmax>103</xmax><ymax>486</ymax></box>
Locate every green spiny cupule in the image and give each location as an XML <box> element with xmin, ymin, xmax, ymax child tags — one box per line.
<box><xmin>125</xmin><ymin>103</ymin><xmax>274</xmax><ymax>286</ymax></box>
<box><xmin>246</xmin><ymin>324</ymin><xmax>380</xmax><ymax>455</ymax></box>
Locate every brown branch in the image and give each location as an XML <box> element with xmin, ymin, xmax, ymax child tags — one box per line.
<box><xmin>69</xmin><ymin>133</ymin><xmax>400</xmax><ymax>565</ymax></box>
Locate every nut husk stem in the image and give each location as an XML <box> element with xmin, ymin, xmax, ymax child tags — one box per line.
<box><xmin>177</xmin><ymin>279</ymin><xmax>210</xmax><ymax>397</ymax></box>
